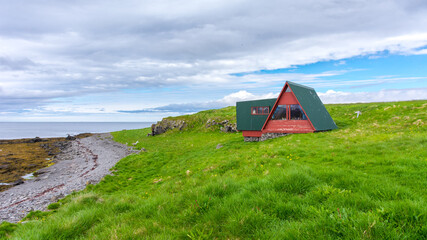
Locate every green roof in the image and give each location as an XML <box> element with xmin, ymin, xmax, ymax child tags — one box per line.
<box><xmin>236</xmin><ymin>98</ymin><xmax>276</xmax><ymax>131</ymax></box>
<box><xmin>287</xmin><ymin>81</ymin><xmax>337</xmax><ymax>131</ymax></box>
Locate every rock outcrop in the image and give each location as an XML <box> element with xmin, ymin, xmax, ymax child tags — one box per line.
<box><xmin>25</xmin><ymin>137</ymin><xmax>46</xmax><ymax>143</ymax></box>
<box><xmin>66</xmin><ymin>135</ymin><xmax>76</xmax><ymax>141</ymax></box>
<box><xmin>149</xmin><ymin>119</ymin><xmax>187</xmax><ymax>136</ymax></box>
<box><xmin>148</xmin><ymin>118</ymin><xmax>236</xmax><ymax>136</ymax></box>
<box><xmin>206</xmin><ymin>119</ymin><xmax>237</xmax><ymax>133</ymax></box>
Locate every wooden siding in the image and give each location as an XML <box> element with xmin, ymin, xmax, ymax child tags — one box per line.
<box><xmin>263</xmin><ymin>120</ymin><xmax>314</xmax><ymax>133</ymax></box>
<box><xmin>277</xmin><ymin>92</ymin><xmax>298</xmax><ymax>105</ymax></box>
<box><xmin>242</xmin><ymin>130</ymin><xmax>263</xmax><ymax>137</ymax></box>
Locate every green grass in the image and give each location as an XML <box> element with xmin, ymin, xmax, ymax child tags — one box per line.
<box><xmin>1</xmin><ymin>101</ymin><xmax>426</xmax><ymax>239</ymax></box>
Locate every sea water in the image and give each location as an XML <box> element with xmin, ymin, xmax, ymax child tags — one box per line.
<box><xmin>0</xmin><ymin>122</ymin><xmax>153</xmax><ymax>140</ymax></box>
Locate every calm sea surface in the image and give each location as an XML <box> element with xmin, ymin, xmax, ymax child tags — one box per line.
<box><xmin>0</xmin><ymin>122</ymin><xmax>153</xmax><ymax>140</ymax></box>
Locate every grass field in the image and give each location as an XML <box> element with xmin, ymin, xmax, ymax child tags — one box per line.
<box><xmin>1</xmin><ymin>100</ymin><xmax>426</xmax><ymax>239</ymax></box>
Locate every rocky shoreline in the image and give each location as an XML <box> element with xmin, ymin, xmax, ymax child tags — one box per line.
<box><xmin>0</xmin><ymin>136</ymin><xmax>75</xmax><ymax>192</ymax></box>
<box><xmin>0</xmin><ymin>133</ymin><xmax>135</xmax><ymax>223</ymax></box>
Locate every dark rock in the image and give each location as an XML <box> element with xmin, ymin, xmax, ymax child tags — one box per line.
<box><xmin>206</xmin><ymin>119</ymin><xmax>236</xmax><ymax>133</ymax></box>
<box><xmin>150</xmin><ymin>119</ymin><xmax>186</xmax><ymax>136</ymax></box>
<box><xmin>221</xmin><ymin>123</ymin><xmax>237</xmax><ymax>133</ymax></box>
<box><xmin>11</xmin><ymin>179</ymin><xmax>24</xmax><ymax>186</ymax></box>
<box><xmin>39</xmin><ymin>143</ymin><xmax>49</xmax><ymax>149</ymax></box>
<box><xmin>35</xmin><ymin>168</ymin><xmax>48</xmax><ymax>176</ymax></box>
<box><xmin>86</xmin><ymin>179</ymin><xmax>97</xmax><ymax>185</ymax></box>
<box><xmin>0</xmin><ymin>164</ymin><xmax>9</xmax><ymax>170</ymax></box>
<box><xmin>54</xmin><ymin>141</ymin><xmax>70</xmax><ymax>151</ymax></box>
<box><xmin>206</xmin><ymin>119</ymin><xmax>219</xmax><ymax>128</ymax></box>
<box><xmin>66</xmin><ymin>135</ymin><xmax>76</xmax><ymax>141</ymax></box>
<box><xmin>27</xmin><ymin>137</ymin><xmax>44</xmax><ymax>143</ymax></box>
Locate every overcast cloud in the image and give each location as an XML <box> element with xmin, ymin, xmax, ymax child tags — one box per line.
<box><xmin>1</xmin><ymin>0</ymin><xmax>427</xmax><ymax>121</ymax></box>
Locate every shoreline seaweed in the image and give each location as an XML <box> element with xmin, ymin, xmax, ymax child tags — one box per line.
<box><xmin>0</xmin><ymin>133</ymin><xmax>92</xmax><ymax>192</ymax></box>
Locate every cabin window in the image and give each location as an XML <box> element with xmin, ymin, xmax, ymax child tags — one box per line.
<box><xmin>263</xmin><ymin>106</ymin><xmax>269</xmax><ymax>114</ymax></box>
<box><xmin>285</xmin><ymin>87</ymin><xmax>292</xmax><ymax>92</ymax></box>
<box><xmin>272</xmin><ymin>104</ymin><xmax>306</xmax><ymax>120</ymax></box>
<box><xmin>251</xmin><ymin>106</ymin><xmax>269</xmax><ymax>115</ymax></box>
<box><xmin>272</xmin><ymin>105</ymin><xmax>287</xmax><ymax>120</ymax></box>
<box><xmin>290</xmin><ymin>104</ymin><xmax>307</xmax><ymax>120</ymax></box>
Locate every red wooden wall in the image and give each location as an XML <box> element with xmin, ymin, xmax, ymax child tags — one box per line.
<box><xmin>263</xmin><ymin>91</ymin><xmax>315</xmax><ymax>133</ymax></box>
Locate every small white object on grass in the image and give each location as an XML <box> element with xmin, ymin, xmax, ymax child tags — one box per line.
<box><xmin>355</xmin><ymin>111</ymin><xmax>362</xmax><ymax>118</ymax></box>
<box><xmin>132</xmin><ymin>140</ymin><xmax>139</xmax><ymax>146</ymax></box>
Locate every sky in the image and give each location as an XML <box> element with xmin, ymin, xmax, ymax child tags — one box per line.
<box><xmin>0</xmin><ymin>0</ymin><xmax>426</xmax><ymax>122</ymax></box>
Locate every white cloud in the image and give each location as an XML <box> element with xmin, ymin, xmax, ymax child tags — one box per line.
<box><xmin>217</xmin><ymin>90</ymin><xmax>277</xmax><ymax>106</ymax></box>
<box><xmin>1</xmin><ymin>0</ymin><xmax>427</xmax><ymax>119</ymax></box>
<box><xmin>219</xmin><ymin>87</ymin><xmax>427</xmax><ymax>107</ymax></box>
<box><xmin>318</xmin><ymin>88</ymin><xmax>427</xmax><ymax>104</ymax></box>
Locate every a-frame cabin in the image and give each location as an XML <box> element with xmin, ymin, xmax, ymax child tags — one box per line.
<box><xmin>236</xmin><ymin>81</ymin><xmax>337</xmax><ymax>141</ymax></box>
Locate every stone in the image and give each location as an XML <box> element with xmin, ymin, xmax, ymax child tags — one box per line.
<box><xmin>27</xmin><ymin>137</ymin><xmax>44</xmax><ymax>143</ymax></box>
<box><xmin>244</xmin><ymin>133</ymin><xmax>290</xmax><ymax>142</ymax></box>
<box><xmin>413</xmin><ymin>119</ymin><xmax>424</xmax><ymax>126</ymax></box>
<box><xmin>0</xmin><ymin>164</ymin><xmax>9</xmax><ymax>170</ymax></box>
<box><xmin>35</xmin><ymin>168</ymin><xmax>48</xmax><ymax>176</ymax></box>
<box><xmin>206</xmin><ymin>119</ymin><xmax>219</xmax><ymax>128</ymax></box>
<box><xmin>86</xmin><ymin>180</ymin><xmax>97</xmax><ymax>185</ymax></box>
<box><xmin>51</xmin><ymin>193</ymin><xmax>64</xmax><ymax>202</ymax></box>
<box><xmin>153</xmin><ymin>178</ymin><xmax>163</xmax><ymax>184</ymax></box>
<box><xmin>206</xmin><ymin>119</ymin><xmax>237</xmax><ymax>133</ymax></box>
<box><xmin>221</xmin><ymin>123</ymin><xmax>237</xmax><ymax>133</ymax></box>
<box><xmin>244</xmin><ymin>137</ymin><xmax>260</xmax><ymax>142</ymax></box>
<box><xmin>66</xmin><ymin>135</ymin><xmax>76</xmax><ymax>141</ymax></box>
<box><xmin>150</xmin><ymin>119</ymin><xmax>186</xmax><ymax>136</ymax></box>
<box><xmin>216</xmin><ymin>144</ymin><xmax>223</xmax><ymax>149</ymax></box>
<box><xmin>11</xmin><ymin>179</ymin><xmax>24</xmax><ymax>186</ymax></box>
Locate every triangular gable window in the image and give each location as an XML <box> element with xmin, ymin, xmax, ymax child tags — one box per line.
<box><xmin>285</xmin><ymin>87</ymin><xmax>292</xmax><ymax>92</ymax></box>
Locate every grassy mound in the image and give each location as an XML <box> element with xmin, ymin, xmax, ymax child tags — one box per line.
<box><xmin>2</xmin><ymin>100</ymin><xmax>426</xmax><ymax>239</ymax></box>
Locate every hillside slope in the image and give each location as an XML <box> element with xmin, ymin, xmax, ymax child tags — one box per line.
<box><xmin>1</xmin><ymin>101</ymin><xmax>426</xmax><ymax>239</ymax></box>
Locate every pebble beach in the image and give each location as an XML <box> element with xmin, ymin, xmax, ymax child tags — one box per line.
<box><xmin>0</xmin><ymin>133</ymin><xmax>134</xmax><ymax>223</ymax></box>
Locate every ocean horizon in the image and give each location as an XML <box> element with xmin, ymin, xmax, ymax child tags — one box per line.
<box><xmin>0</xmin><ymin>122</ymin><xmax>153</xmax><ymax>140</ymax></box>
